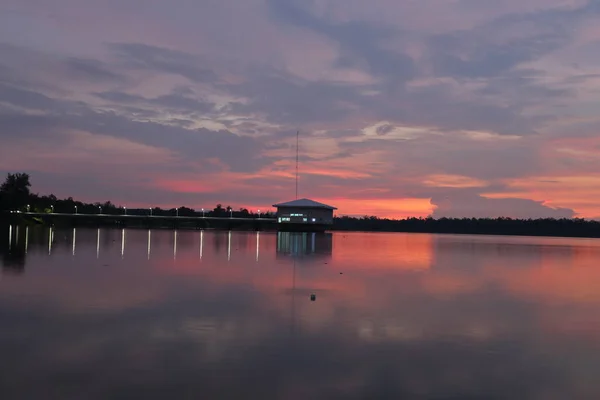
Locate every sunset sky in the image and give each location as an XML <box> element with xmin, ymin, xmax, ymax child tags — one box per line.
<box><xmin>1</xmin><ymin>0</ymin><xmax>600</xmax><ymax>218</ymax></box>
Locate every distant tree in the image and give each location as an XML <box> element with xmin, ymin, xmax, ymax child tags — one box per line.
<box><xmin>212</xmin><ymin>204</ymin><xmax>225</xmax><ymax>217</ymax></box>
<box><xmin>177</xmin><ymin>206</ymin><xmax>195</xmax><ymax>216</ymax></box>
<box><xmin>0</xmin><ymin>173</ymin><xmax>31</xmax><ymax>211</ymax></box>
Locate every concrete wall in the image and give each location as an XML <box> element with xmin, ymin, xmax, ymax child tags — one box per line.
<box><xmin>276</xmin><ymin>207</ymin><xmax>334</xmax><ymax>225</ymax></box>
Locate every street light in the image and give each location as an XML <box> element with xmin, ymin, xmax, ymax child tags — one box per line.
<box><xmin>258</xmin><ymin>209</ymin><xmax>260</xmax><ymax>219</ymax></box>
<box><xmin>229</xmin><ymin>209</ymin><xmax>233</xmax><ymax>218</ymax></box>
<box><xmin>74</xmin><ymin>206</ymin><xmax>78</xmax><ymax>214</ymax></box>
<box><xmin>149</xmin><ymin>207</ymin><xmax>153</xmax><ymax>216</ymax></box>
<box><xmin>98</xmin><ymin>206</ymin><xmax>102</xmax><ymax>214</ymax></box>
<box><xmin>176</xmin><ymin>208</ymin><xmax>179</xmax><ymax>217</ymax></box>
<box><xmin>26</xmin><ymin>204</ymin><xmax>30</xmax><ymax>212</ymax></box>
<box><xmin>123</xmin><ymin>206</ymin><xmax>127</xmax><ymax>215</ymax></box>
<box><xmin>202</xmin><ymin>208</ymin><xmax>205</xmax><ymax>218</ymax></box>
<box><xmin>50</xmin><ymin>205</ymin><xmax>54</xmax><ymax>213</ymax></box>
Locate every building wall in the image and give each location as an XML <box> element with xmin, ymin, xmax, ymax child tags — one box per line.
<box><xmin>276</xmin><ymin>207</ymin><xmax>334</xmax><ymax>225</ymax></box>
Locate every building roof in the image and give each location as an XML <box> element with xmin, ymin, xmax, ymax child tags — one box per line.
<box><xmin>272</xmin><ymin>198</ymin><xmax>337</xmax><ymax>210</ymax></box>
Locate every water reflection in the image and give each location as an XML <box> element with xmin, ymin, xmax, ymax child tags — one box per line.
<box><xmin>227</xmin><ymin>230</ymin><xmax>231</xmax><ymax>261</ymax></box>
<box><xmin>72</xmin><ymin>228</ymin><xmax>76</xmax><ymax>256</ymax></box>
<box><xmin>121</xmin><ymin>228</ymin><xmax>125</xmax><ymax>258</ymax></box>
<box><xmin>173</xmin><ymin>230</ymin><xmax>178</xmax><ymax>260</ymax></box>
<box><xmin>3</xmin><ymin>227</ymin><xmax>600</xmax><ymax>398</ymax></box>
<box><xmin>276</xmin><ymin>231</ymin><xmax>333</xmax><ymax>260</ymax></box>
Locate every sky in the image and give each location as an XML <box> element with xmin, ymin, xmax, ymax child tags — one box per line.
<box><xmin>1</xmin><ymin>0</ymin><xmax>599</xmax><ymax>218</ymax></box>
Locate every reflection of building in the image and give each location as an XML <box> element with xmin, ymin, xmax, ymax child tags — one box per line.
<box><xmin>272</xmin><ymin>198</ymin><xmax>337</xmax><ymax>232</ymax></box>
<box><xmin>276</xmin><ymin>231</ymin><xmax>333</xmax><ymax>259</ymax></box>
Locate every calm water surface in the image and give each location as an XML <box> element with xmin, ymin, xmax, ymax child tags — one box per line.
<box><xmin>2</xmin><ymin>226</ymin><xmax>600</xmax><ymax>399</ymax></box>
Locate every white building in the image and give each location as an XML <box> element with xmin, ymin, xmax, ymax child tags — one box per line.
<box><xmin>272</xmin><ymin>198</ymin><xmax>337</xmax><ymax>230</ymax></box>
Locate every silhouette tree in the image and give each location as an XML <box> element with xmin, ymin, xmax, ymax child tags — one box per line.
<box><xmin>0</xmin><ymin>173</ymin><xmax>31</xmax><ymax>211</ymax></box>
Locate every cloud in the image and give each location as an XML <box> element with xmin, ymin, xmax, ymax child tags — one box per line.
<box><xmin>266</xmin><ymin>0</ymin><xmax>416</xmax><ymax>81</ymax></box>
<box><xmin>0</xmin><ymin>82</ymin><xmax>62</xmax><ymax>111</ymax></box>
<box><xmin>431</xmin><ymin>192</ymin><xmax>575</xmax><ymax>219</ymax></box>
<box><xmin>0</xmin><ymin>0</ymin><xmax>599</xmax><ymax>216</ymax></box>
<box><xmin>94</xmin><ymin>90</ymin><xmax>215</xmax><ymax>114</ymax></box>
<box><xmin>63</xmin><ymin>57</ymin><xmax>126</xmax><ymax>83</ymax></box>
<box><xmin>108</xmin><ymin>43</ymin><xmax>217</xmax><ymax>83</ymax></box>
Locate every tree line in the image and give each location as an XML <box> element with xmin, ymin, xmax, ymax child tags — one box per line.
<box><xmin>0</xmin><ymin>173</ymin><xmax>274</xmax><ymax>218</ymax></box>
<box><xmin>3</xmin><ymin>172</ymin><xmax>600</xmax><ymax>237</ymax></box>
<box><xmin>333</xmin><ymin>215</ymin><xmax>600</xmax><ymax>238</ymax></box>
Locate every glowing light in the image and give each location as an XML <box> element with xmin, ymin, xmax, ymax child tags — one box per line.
<box><xmin>8</xmin><ymin>225</ymin><xmax>12</xmax><ymax>251</ymax></box>
<box><xmin>200</xmin><ymin>230</ymin><xmax>204</xmax><ymax>260</ymax></box>
<box><xmin>72</xmin><ymin>228</ymin><xmax>76</xmax><ymax>256</ymax></box>
<box><xmin>174</xmin><ymin>230</ymin><xmax>178</xmax><ymax>260</ymax></box>
<box><xmin>121</xmin><ymin>229</ymin><xmax>126</xmax><ymax>258</ymax></box>
<box><xmin>25</xmin><ymin>226</ymin><xmax>29</xmax><ymax>254</ymax></box>
<box><xmin>256</xmin><ymin>231</ymin><xmax>260</xmax><ymax>262</ymax></box>
<box><xmin>48</xmin><ymin>227</ymin><xmax>53</xmax><ymax>255</ymax></box>
<box><xmin>97</xmin><ymin>229</ymin><xmax>100</xmax><ymax>259</ymax></box>
<box><xmin>147</xmin><ymin>230</ymin><xmax>151</xmax><ymax>260</ymax></box>
<box><xmin>228</xmin><ymin>231</ymin><xmax>231</xmax><ymax>261</ymax></box>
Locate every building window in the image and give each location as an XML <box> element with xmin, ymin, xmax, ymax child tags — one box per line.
<box><xmin>303</xmin><ymin>218</ymin><xmax>307</xmax><ymax>222</ymax></box>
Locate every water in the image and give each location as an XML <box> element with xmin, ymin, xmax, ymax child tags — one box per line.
<box><xmin>2</xmin><ymin>226</ymin><xmax>600</xmax><ymax>399</ymax></box>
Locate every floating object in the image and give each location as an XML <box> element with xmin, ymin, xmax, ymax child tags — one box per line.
<box><xmin>310</xmin><ymin>294</ymin><xmax>316</xmax><ymax>301</ymax></box>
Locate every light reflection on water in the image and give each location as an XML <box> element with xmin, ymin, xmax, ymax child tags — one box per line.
<box><xmin>3</xmin><ymin>226</ymin><xmax>600</xmax><ymax>398</ymax></box>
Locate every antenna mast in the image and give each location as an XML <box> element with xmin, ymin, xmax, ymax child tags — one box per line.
<box><xmin>295</xmin><ymin>130</ymin><xmax>299</xmax><ymax>199</ymax></box>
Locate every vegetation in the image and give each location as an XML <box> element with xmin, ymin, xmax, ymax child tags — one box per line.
<box><xmin>0</xmin><ymin>173</ymin><xmax>273</xmax><ymax>218</ymax></box>
<box><xmin>0</xmin><ymin>173</ymin><xmax>31</xmax><ymax>212</ymax></box>
<box><xmin>3</xmin><ymin>172</ymin><xmax>600</xmax><ymax>238</ymax></box>
<box><xmin>333</xmin><ymin>215</ymin><xmax>600</xmax><ymax>238</ymax></box>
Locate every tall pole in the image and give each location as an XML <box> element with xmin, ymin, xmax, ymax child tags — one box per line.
<box><xmin>295</xmin><ymin>130</ymin><xmax>299</xmax><ymax>200</ymax></box>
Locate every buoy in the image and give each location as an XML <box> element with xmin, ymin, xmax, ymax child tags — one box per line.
<box><xmin>310</xmin><ymin>294</ymin><xmax>316</xmax><ymax>301</ymax></box>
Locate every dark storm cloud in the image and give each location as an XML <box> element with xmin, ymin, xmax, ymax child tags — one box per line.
<box><xmin>0</xmin><ymin>43</ymin><xmax>126</xmax><ymax>87</ymax></box>
<box><xmin>64</xmin><ymin>57</ymin><xmax>126</xmax><ymax>83</ymax></box>
<box><xmin>224</xmin><ymin>52</ymin><xmax>559</xmax><ymax>138</ymax></box>
<box><xmin>0</xmin><ymin>113</ymin><xmax>63</xmax><ymax>140</ymax></box>
<box><xmin>226</xmin><ymin>70</ymin><xmax>373</xmax><ymax>125</ymax></box>
<box><xmin>108</xmin><ymin>43</ymin><xmax>217</xmax><ymax>83</ymax></box>
<box><xmin>256</xmin><ymin>0</ymin><xmax>592</xmax><ymax>137</ymax></box>
<box><xmin>429</xmin><ymin>24</ymin><xmax>564</xmax><ymax>79</ymax></box>
<box><xmin>429</xmin><ymin>1</ymin><xmax>598</xmax><ymax>78</ymax></box>
<box><xmin>265</xmin><ymin>0</ymin><xmax>415</xmax><ymax>81</ymax></box>
<box><xmin>0</xmin><ymin>83</ymin><xmax>59</xmax><ymax>111</ymax></box>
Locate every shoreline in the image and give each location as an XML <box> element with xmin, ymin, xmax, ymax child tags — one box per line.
<box><xmin>3</xmin><ymin>215</ymin><xmax>600</xmax><ymax>240</ymax></box>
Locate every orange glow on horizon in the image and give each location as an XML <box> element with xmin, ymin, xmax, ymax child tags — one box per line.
<box><xmin>327</xmin><ymin>197</ymin><xmax>433</xmax><ymax>218</ymax></box>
